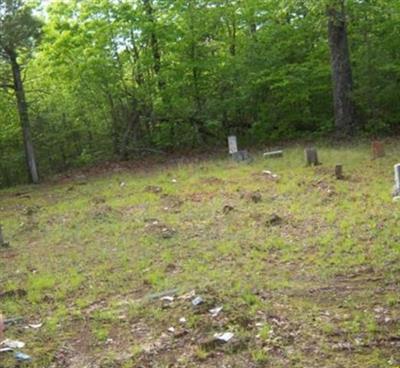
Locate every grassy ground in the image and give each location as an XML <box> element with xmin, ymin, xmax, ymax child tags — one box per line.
<box><xmin>1</xmin><ymin>143</ymin><xmax>399</xmax><ymax>367</ymax></box>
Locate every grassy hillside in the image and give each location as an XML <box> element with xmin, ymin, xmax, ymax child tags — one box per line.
<box><xmin>1</xmin><ymin>143</ymin><xmax>399</xmax><ymax>367</ymax></box>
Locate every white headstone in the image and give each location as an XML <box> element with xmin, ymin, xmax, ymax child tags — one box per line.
<box><xmin>228</xmin><ymin>136</ymin><xmax>238</xmax><ymax>154</ymax></box>
<box><xmin>394</xmin><ymin>164</ymin><xmax>400</xmax><ymax>193</ymax></box>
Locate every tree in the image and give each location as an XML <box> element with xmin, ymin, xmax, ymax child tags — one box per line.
<box><xmin>327</xmin><ymin>0</ymin><xmax>356</xmax><ymax>135</ymax></box>
<box><xmin>0</xmin><ymin>0</ymin><xmax>41</xmax><ymax>183</ymax></box>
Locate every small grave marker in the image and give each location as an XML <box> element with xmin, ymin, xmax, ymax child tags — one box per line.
<box><xmin>372</xmin><ymin>141</ymin><xmax>385</xmax><ymax>159</ymax></box>
<box><xmin>0</xmin><ymin>225</ymin><xmax>9</xmax><ymax>248</ymax></box>
<box><xmin>335</xmin><ymin>164</ymin><xmax>344</xmax><ymax>180</ymax></box>
<box><xmin>393</xmin><ymin>164</ymin><xmax>400</xmax><ymax>198</ymax></box>
<box><xmin>263</xmin><ymin>150</ymin><xmax>283</xmax><ymax>159</ymax></box>
<box><xmin>305</xmin><ymin>147</ymin><xmax>320</xmax><ymax>166</ymax></box>
<box><xmin>228</xmin><ymin>136</ymin><xmax>238</xmax><ymax>154</ymax></box>
<box><xmin>227</xmin><ymin>135</ymin><xmax>251</xmax><ymax>162</ymax></box>
<box><xmin>232</xmin><ymin>150</ymin><xmax>250</xmax><ymax>162</ymax></box>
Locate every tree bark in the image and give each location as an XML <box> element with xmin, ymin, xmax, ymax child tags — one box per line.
<box><xmin>327</xmin><ymin>1</ymin><xmax>355</xmax><ymax>136</ymax></box>
<box><xmin>9</xmin><ymin>49</ymin><xmax>39</xmax><ymax>184</ymax></box>
<box><xmin>143</xmin><ymin>0</ymin><xmax>164</xmax><ymax>90</ymax></box>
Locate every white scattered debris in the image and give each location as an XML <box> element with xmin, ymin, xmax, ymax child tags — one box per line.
<box><xmin>214</xmin><ymin>332</ymin><xmax>234</xmax><ymax>343</ymax></box>
<box><xmin>168</xmin><ymin>327</ymin><xmax>175</xmax><ymax>333</ymax></box>
<box><xmin>120</xmin><ymin>182</ymin><xmax>126</xmax><ymax>187</ymax></box>
<box><xmin>263</xmin><ymin>150</ymin><xmax>283</xmax><ymax>158</ymax></box>
<box><xmin>209</xmin><ymin>306</ymin><xmax>223</xmax><ymax>317</ymax></box>
<box><xmin>28</xmin><ymin>323</ymin><xmax>43</xmax><ymax>329</ymax></box>
<box><xmin>171</xmin><ymin>179</ymin><xmax>177</xmax><ymax>183</ymax></box>
<box><xmin>15</xmin><ymin>351</ymin><xmax>31</xmax><ymax>361</ymax></box>
<box><xmin>191</xmin><ymin>296</ymin><xmax>204</xmax><ymax>306</ymax></box>
<box><xmin>160</xmin><ymin>296</ymin><xmax>174</xmax><ymax>303</ymax></box>
<box><xmin>0</xmin><ymin>347</ymin><xmax>13</xmax><ymax>353</ymax></box>
<box><xmin>179</xmin><ymin>317</ymin><xmax>186</xmax><ymax>324</ymax></box>
<box><xmin>262</xmin><ymin>170</ymin><xmax>279</xmax><ymax>179</ymax></box>
<box><xmin>1</xmin><ymin>339</ymin><xmax>25</xmax><ymax>349</ymax></box>
<box><xmin>355</xmin><ymin>338</ymin><xmax>363</xmax><ymax>346</ymax></box>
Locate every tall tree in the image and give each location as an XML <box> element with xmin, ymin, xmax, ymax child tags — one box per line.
<box><xmin>327</xmin><ymin>0</ymin><xmax>355</xmax><ymax>135</ymax></box>
<box><xmin>0</xmin><ymin>0</ymin><xmax>41</xmax><ymax>183</ymax></box>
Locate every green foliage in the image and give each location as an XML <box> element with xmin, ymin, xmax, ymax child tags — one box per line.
<box><xmin>1</xmin><ymin>0</ymin><xmax>400</xmax><ymax>186</ymax></box>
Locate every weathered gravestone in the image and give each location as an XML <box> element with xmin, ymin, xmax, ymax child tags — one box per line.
<box><xmin>232</xmin><ymin>150</ymin><xmax>250</xmax><ymax>162</ymax></box>
<box><xmin>335</xmin><ymin>164</ymin><xmax>344</xmax><ymax>180</ymax></box>
<box><xmin>304</xmin><ymin>147</ymin><xmax>320</xmax><ymax>166</ymax></box>
<box><xmin>0</xmin><ymin>225</ymin><xmax>9</xmax><ymax>248</ymax></box>
<box><xmin>372</xmin><ymin>141</ymin><xmax>385</xmax><ymax>159</ymax></box>
<box><xmin>263</xmin><ymin>150</ymin><xmax>283</xmax><ymax>159</ymax></box>
<box><xmin>228</xmin><ymin>136</ymin><xmax>238</xmax><ymax>155</ymax></box>
<box><xmin>228</xmin><ymin>136</ymin><xmax>251</xmax><ymax>162</ymax></box>
<box><xmin>393</xmin><ymin>164</ymin><xmax>400</xmax><ymax>198</ymax></box>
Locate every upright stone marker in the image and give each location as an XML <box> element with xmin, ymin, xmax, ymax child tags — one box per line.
<box><xmin>228</xmin><ymin>135</ymin><xmax>251</xmax><ymax>162</ymax></box>
<box><xmin>228</xmin><ymin>136</ymin><xmax>238</xmax><ymax>155</ymax></box>
<box><xmin>335</xmin><ymin>164</ymin><xmax>344</xmax><ymax>180</ymax></box>
<box><xmin>0</xmin><ymin>225</ymin><xmax>9</xmax><ymax>248</ymax></box>
<box><xmin>304</xmin><ymin>147</ymin><xmax>320</xmax><ymax>166</ymax></box>
<box><xmin>232</xmin><ymin>150</ymin><xmax>250</xmax><ymax>162</ymax></box>
<box><xmin>394</xmin><ymin>164</ymin><xmax>400</xmax><ymax>197</ymax></box>
<box><xmin>372</xmin><ymin>141</ymin><xmax>385</xmax><ymax>159</ymax></box>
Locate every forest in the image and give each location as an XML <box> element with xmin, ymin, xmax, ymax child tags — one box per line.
<box><xmin>1</xmin><ymin>0</ymin><xmax>400</xmax><ymax>185</ymax></box>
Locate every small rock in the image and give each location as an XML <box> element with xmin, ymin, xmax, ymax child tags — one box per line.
<box><xmin>223</xmin><ymin>205</ymin><xmax>234</xmax><ymax>215</ymax></box>
<box><xmin>174</xmin><ymin>329</ymin><xmax>189</xmax><ymax>338</ymax></box>
<box><xmin>250</xmin><ymin>192</ymin><xmax>262</xmax><ymax>203</ymax></box>
<box><xmin>145</xmin><ymin>185</ymin><xmax>163</xmax><ymax>193</ymax></box>
<box><xmin>266</xmin><ymin>213</ymin><xmax>282</xmax><ymax>226</ymax></box>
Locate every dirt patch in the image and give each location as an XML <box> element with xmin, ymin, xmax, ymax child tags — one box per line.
<box><xmin>144</xmin><ymin>219</ymin><xmax>177</xmax><ymax>239</ymax></box>
<box><xmin>187</xmin><ymin>191</ymin><xmax>216</xmax><ymax>203</ymax></box>
<box><xmin>200</xmin><ymin>177</ymin><xmax>225</xmax><ymax>185</ymax></box>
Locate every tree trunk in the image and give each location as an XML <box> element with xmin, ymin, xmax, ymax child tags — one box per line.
<box><xmin>9</xmin><ymin>50</ymin><xmax>39</xmax><ymax>184</ymax></box>
<box><xmin>143</xmin><ymin>0</ymin><xmax>164</xmax><ymax>90</ymax></box>
<box><xmin>327</xmin><ymin>1</ymin><xmax>355</xmax><ymax>136</ymax></box>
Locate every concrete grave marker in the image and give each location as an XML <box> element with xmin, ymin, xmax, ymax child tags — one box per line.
<box><xmin>227</xmin><ymin>135</ymin><xmax>251</xmax><ymax>162</ymax></box>
<box><xmin>0</xmin><ymin>225</ymin><xmax>9</xmax><ymax>248</ymax></box>
<box><xmin>335</xmin><ymin>164</ymin><xmax>344</xmax><ymax>180</ymax></box>
<box><xmin>372</xmin><ymin>141</ymin><xmax>385</xmax><ymax>159</ymax></box>
<box><xmin>228</xmin><ymin>136</ymin><xmax>238</xmax><ymax>154</ymax></box>
<box><xmin>232</xmin><ymin>150</ymin><xmax>250</xmax><ymax>162</ymax></box>
<box><xmin>305</xmin><ymin>147</ymin><xmax>320</xmax><ymax>166</ymax></box>
<box><xmin>393</xmin><ymin>164</ymin><xmax>400</xmax><ymax>198</ymax></box>
<box><xmin>263</xmin><ymin>150</ymin><xmax>283</xmax><ymax>159</ymax></box>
